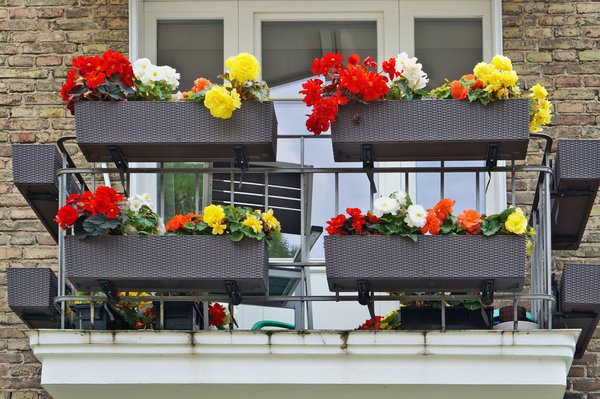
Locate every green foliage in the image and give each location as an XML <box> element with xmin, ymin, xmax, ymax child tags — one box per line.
<box><xmin>130</xmin><ymin>78</ymin><xmax>176</xmax><ymax>101</ymax></box>
<box><xmin>387</xmin><ymin>78</ymin><xmax>431</xmax><ymax>101</ymax></box>
<box><xmin>121</xmin><ymin>205</ymin><xmax>160</xmax><ymax>236</ymax></box>
<box><xmin>76</xmin><ymin>214</ymin><xmax>120</xmax><ymax>240</ymax></box>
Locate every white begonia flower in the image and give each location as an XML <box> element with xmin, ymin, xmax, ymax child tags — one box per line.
<box><xmin>159</xmin><ymin>66</ymin><xmax>180</xmax><ymax>89</ymax></box>
<box><xmin>158</xmin><ymin>218</ymin><xmax>166</xmax><ymax>235</ymax></box>
<box><xmin>133</xmin><ymin>58</ymin><xmax>152</xmax><ymax>77</ymax></box>
<box><xmin>395</xmin><ymin>52</ymin><xmax>429</xmax><ymax>91</ymax></box>
<box><xmin>147</xmin><ymin>65</ymin><xmax>165</xmax><ymax>82</ymax></box>
<box><xmin>373</xmin><ymin>196</ymin><xmax>400</xmax><ymax>218</ymax></box>
<box><xmin>128</xmin><ymin>197</ymin><xmax>143</xmax><ymax>213</ymax></box>
<box><xmin>140</xmin><ymin>74</ymin><xmax>151</xmax><ymax>86</ymax></box>
<box><xmin>404</xmin><ymin>204</ymin><xmax>427</xmax><ymax>228</ymax></box>
<box><xmin>172</xmin><ymin>91</ymin><xmax>184</xmax><ymax>101</ymax></box>
<box><xmin>390</xmin><ymin>190</ymin><xmax>408</xmax><ymax>207</ymax></box>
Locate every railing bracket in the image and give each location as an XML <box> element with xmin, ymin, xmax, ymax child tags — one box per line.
<box><xmin>481</xmin><ymin>280</ymin><xmax>495</xmax><ymax>306</ymax></box>
<box><xmin>485</xmin><ymin>143</ymin><xmax>499</xmax><ymax>169</ymax></box>
<box><xmin>361</xmin><ymin>144</ymin><xmax>377</xmax><ymax>193</ymax></box>
<box><xmin>107</xmin><ymin>145</ymin><xmax>129</xmax><ymax>197</ymax></box>
<box><xmin>357</xmin><ymin>280</ymin><xmax>371</xmax><ymax>306</ymax></box>
<box><xmin>233</xmin><ymin>145</ymin><xmax>249</xmax><ymax>189</ymax></box>
<box><xmin>97</xmin><ymin>280</ymin><xmax>119</xmax><ymax>306</ymax></box>
<box><xmin>225</xmin><ymin>280</ymin><xmax>243</xmax><ymax>306</ymax></box>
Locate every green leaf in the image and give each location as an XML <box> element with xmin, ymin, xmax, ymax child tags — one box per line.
<box><xmin>230</xmin><ymin>231</ymin><xmax>244</xmax><ymax>242</ymax></box>
<box><xmin>481</xmin><ymin>218</ymin><xmax>502</xmax><ymax>236</ymax></box>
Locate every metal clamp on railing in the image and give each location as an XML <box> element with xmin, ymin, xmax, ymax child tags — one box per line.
<box><xmin>107</xmin><ymin>145</ymin><xmax>129</xmax><ymax>196</ymax></box>
<box><xmin>225</xmin><ymin>280</ymin><xmax>243</xmax><ymax>306</ymax></box>
<box><xmin>361</xmin><ymin>144</ymin><xmax>377</xmax><ymax>193</ymax></box>
<box><xmin>233</xmin><ymin>145</ymin><xmax>249</xmax><ymax>188</ymax></box>
<box><xmin>481</xmin><ymin>280</ymin><xmax>495</xmax><ymax>306</ymax></box>
<box><xmin>485</xmin><ymin>142</ymin><xmax>499</xmax><ymax>169</ymax></box>
<box><xmin>98</xmin><ymin>280</ymin><xmax>120</xmax><ymax>307</ymax></box>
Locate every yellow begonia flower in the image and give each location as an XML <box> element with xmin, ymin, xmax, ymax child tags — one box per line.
<box><xmin>531</xmin><ymin>83</ymin><xmax>548</xmax><ymax>100</ymax></box>
<box><xmin>261</xmin><ymin>209</ymin><xmax>281</xmax><ymax>231</ymax></box>
<box><xmin>491</xmin><ymin>55</ymin><xmax>513</xmax><ymax>71</ymax></box>
<box><xmin>203</xmin><ymin>204</ymin><xmax>225</xmax><ymax>227</ymax></box>
<box><xmin>473</xmin><ymin>62</ymin><xmax>493</xmax><ymax>83</ymax></box>
<box><xmin>505</xmin><ymin>209</ymin><xmax>528</xmax><ymax>235</ymax></box>
<box><xmin>212</xmin><ymin>223</ymin><xmax>227</xmax><ymax>235</ymax></box>
<box><xmin>242</xmin><ymin>214</ymin><xmax>263</xmax><ymax>234</ymax></box>
<box><xmin>226</xmin><ymin>52</ymin><xmax>260</xmax><ymax>83</ymax></box>
<box><xmin>204</xmin><ymin>85</ymin><xmax>241</xmax><ymax>119</ymax></box>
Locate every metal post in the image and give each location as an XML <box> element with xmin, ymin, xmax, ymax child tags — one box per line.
<box><xmin>195</xmin><ymin>173</ymin><xmax>200</xmax><ymax>214</ymax></box>
<box><xmin>440</xmin><ymin>161</ymin><xmax>445</xmax><ymax>199</ymax></box>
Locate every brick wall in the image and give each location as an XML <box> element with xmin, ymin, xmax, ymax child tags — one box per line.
<box><xmin>0</xmin><ymin>0</ymin><xmax>128</xmax><ymax>397</ymax></box>
<box><xmin>0</xmin><ymin>0</ymin><xmax>599</xmax><ymax>398</ymax></box>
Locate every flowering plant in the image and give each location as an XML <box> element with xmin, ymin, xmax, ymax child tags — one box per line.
<box><xmin>54</xmin><ymin>189</ymin><xmax>161</xmax><ymax>240</ymax></box>
<box><xmin>60</xmin><ymin>50</ymin><xmax>135</xmax><ymax>114</ymax></box>
<box><xmin>131</xmin><ymin>58</ymin><xmax>181</xmax><ymax>101</ymax></box>
<box><xmin>431</xmin><ymin>55</ymin><xmax>552</xmax><ymax>132</ymax></box>
<box><xmin>326</xmin><ymin>192</ymin><xmax>535</xmax><ymax>244</ymax></box>
<box><xmin>182</xmin><ymin>52</ymin><xmax>270</xmax><ymax>119</ymax></box>
<box><xmin>165</xmin><ymin>204</ymin><xmax>281</xmax><ymax>245</ymax></box>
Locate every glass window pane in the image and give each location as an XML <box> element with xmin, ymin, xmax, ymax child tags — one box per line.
<box><xmin>262</xmin><ymin>21</ymin><xmax>377</xmax><ymax>86</ymax></box>
<box><xmin>161</xmin><ymin>163</ymin><xmax>203</xmax><ymax>221</ymax></box>
<box><xmin>157</xmin><ymin>20</ymin><xmax>224</xmax><ymax>91</ymax></box>
<box><xmin>415</xmin><ymin>19</ymin><xmax>482</xmax><ymax>89</ymax></box>
<box><xmin>414</xmin><ymin>19</ymin><xmax>484</xmax><ymax>210</ymax></box>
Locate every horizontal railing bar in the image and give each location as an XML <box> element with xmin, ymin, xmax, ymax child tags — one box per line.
<box><xmin>55</xmin><ymin>293</ymin><xmax>555</xmax><ymax>306</ymax></box>
<box><xmin>57</xmin><ymin>165</ymin><xmax>553</xmax><ymax>176</ymax></box>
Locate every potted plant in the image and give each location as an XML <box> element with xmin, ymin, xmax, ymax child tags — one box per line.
<box><xmin>56</xmin><ymin>189</ymin><xmax>281</xmax><ymax>297</ymax></box>
<box><xmin>301</xmin><ymin>53</ymin><xmax>551</xmax><ymax>162</ymax></box>
<box><xmin>62</xmin><ymin>50</ymin><xmax>277</xmax><ymax>163</ymax></box>
<box><xmin>324</xmin><ymin>192</ymin><xmax>535</xmax><ymax>294</ymax></box>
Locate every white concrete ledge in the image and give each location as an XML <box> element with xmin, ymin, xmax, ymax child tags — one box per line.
<box><xmin>27</xmin><ymin>329</ymin><xmax>580</xmax><ymax>399</ymax></box>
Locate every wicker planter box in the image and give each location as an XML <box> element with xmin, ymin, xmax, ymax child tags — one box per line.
<box><xmin>74</xmin><ymin>101</ymin><xmax>277</xmax><ymax>163</ymax></box>
<box><xmin>69</xmin><ymin>303</ymin><xmax>127</xmax><ymax>330</ymax></box>
<box><xmin>7</xmin><ymin>268</ymin><xmax>59</xmax><ymax>329</ymax></box>
<box><xmin>331</xmin><ymin>99</ymin><xmax>530</xmax><ymax>162</ymax></box>
<box><xmin>154</xmin><ymin>301</ymin><xmax>202</xmax><ymax>330</ymax></box>
<box><xmin>324</xmin><ymin>235</ymin><xmax>526</xmax><ymax>292</ymax></box>
<box><xmin>560</xmin><ymin>263</ymin><xmax>600</xmax><ymax>313</ymax></box>
<box><xmin>12</xmin><ymin>144</ymin><xmax>79</xmax><ymax>242</ymax></box>
<box><xmin>552</xmin><ymin>140</ymin><xmax>600</xmax><ymax>250</ymax></box>
<box><xmin>400</xmin><ymin>306</ymin><xmax>493</xmax><ymax>330</ymax></box>
<box><xmin>64</xmin><ymin>236</ymin><xmax>269</xmax><ymax>294</ymax></box>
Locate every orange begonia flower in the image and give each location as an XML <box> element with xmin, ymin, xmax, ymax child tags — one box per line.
<box><xmin>420</xmin><ymin>211</ymin><xmax>443</xmax><ymax>235</ymax></box>
<box><xmin>431</xmin><ymin>198</ymin><xmax>455</xmax><ymax>221</ymax></box>
<box><xmin>191</xmin><ymin>78</ymin><xmax>212</xmax><ymax>93</ymax></box>
<box><xmin>457</xmin><ymin>209</ymin><xmax>483</xmax><ymax>234</ymax></box>
<box><xmin>451</xmin><ymin>80</ymin><xmax>468</xmax><ymax>100</ymax></box>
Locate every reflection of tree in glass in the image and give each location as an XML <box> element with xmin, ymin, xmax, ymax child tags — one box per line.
<box><xmin>269</xmin><ymin>235</ymin><xmax>299</xmax><ymax>258</ymax></box>
<box><xmin>163</xmin><ymin>163</ymin><xmax>203</xmax><ymax>221</ymax></box>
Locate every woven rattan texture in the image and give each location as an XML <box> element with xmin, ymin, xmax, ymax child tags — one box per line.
<box><xmin>7</xmin><ymin>268</ymin><xmax>57</xmax><ymax>308</ymax></box>
<box><xmin>556</xmin><ymin>140</ymin><xmax>600</xmax><ymax>181</ymax></box>
<box><xmin>65</xmin><ymin>235</ymin><xmax>269</xmax><ymax>292</ymax></box>
<box><xmin>560</xmin><ymin>264</ymin><xmax>600</xmax><ymax>312</ymax></box>
<box><xmin>12</xmin><ymin>144</ymin><xmax>61</xmax><ymax>186</ymax></box>
<box><xmin>332</xmin><ymin>98</ymin><xmax>530</xmax><ymax>143</ymax></box>
<box><xmin>324</xmin><ymin>235</ymin><xmax>526</xmax><ymax>291</ymax></box>
<box><xmin>75</xmin><ymin>101</ymin><xmax>277</xmax><ymax>145</ymax></box>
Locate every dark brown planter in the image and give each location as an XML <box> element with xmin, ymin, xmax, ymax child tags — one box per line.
<box><xmin>552</xmin><ymin>139</ymin><xmax>600</xmax><ymax>250</ymax></box>
<box><xmin>324</xmin><ymin>235</ymin><xmax>526</xmax><ymax>293</ymax></box>
<box><xmin>64</xmin><ymin>235</ymin><xmax>269</xmax><ymax>295</ymax></box>
<box><xmin>74</xmin><ymin>101</ymin><xmax>277</xmax><ymax>163</ymax></box>
<box><xmin>400</xmin><ymin>306</ymin><xmax>493</xmax><ymax>330</ymax></box>
<box><xmin>12</xmin><ymin>144</ymin><xmax>80</xmax><ymax>242</ymax></box>
<box><xmin>331</xmin><ymin>99</ymin><xmax>530</xmax><ymax>162</ymax></box>
<box><xmin>7</xmin><ymin>268</ymin><xmax>59</xmax><ymax>328</ymax></box>
<box><xmin>499</xmin><ymin>305</ymin><xmax>527</xmax><ymax>323</ymax></box>
<box><xmin>69</xmin><ymin>303</ymin><xmax>128</xmax><ymax>330</ymax></box>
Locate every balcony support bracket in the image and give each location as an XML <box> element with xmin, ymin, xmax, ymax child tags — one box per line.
<box><xmin>98</xmin><ymin>280</ymin><xmax>119</xmax><ymax>306</ymax></box>
<box><xmin>233</xmin><ymin>145</ymin><xmax>249</xmax><ymax>189</ymax></box>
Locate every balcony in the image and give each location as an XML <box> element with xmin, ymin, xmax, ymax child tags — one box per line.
<box><xmin>9</xmin><ymin>99</ymin><xmax>600</xmax><ymax>399</ymax></box>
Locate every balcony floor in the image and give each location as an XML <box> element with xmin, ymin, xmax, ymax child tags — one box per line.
<box><xmin>27</xmin><ymin>329</ymin><xmax>580</xmax><ymax>399</ymax></box>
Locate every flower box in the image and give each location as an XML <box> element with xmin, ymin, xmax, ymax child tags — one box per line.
<box><xmin>69</xmin><ymin>303</ymin><xmax>127</xmax><ymax>330</ymax></box>
<box><xmin>552</xmin><ymin>139</ymin><xmax>600</xmax><ymax>250</ymax></box>
<box><xmin>74</xmin><ymin>101</ymin><xmax>277</xmax><ymax>163</ymax></box>
<box><xmin>400</xmin><ymin>306</ymin><xmax>493</xmax><ymax>330</ymax></box>
<box><xmin>7</xmin><ymin>268</ymin><xmax>59</xmax><ymax>329</ymax></box>
<box><xmin>12</xmin><ymin>144</ymin><xmax>80</xmax><ymax>242</ymax></box>
<box><xmin>153</xmin><ymin>301</ymin><xmax>202</xmax><ymax>330</ymax></box>
<box><xmin>331</xmin><ymin>99</ymin><xmax>530</xmax><ymax>162</ymax></box>
<box><xmin>324</xmin><ymin>235</ymin><xmax>526</xmax><ymax>293</ymax></box>
<box><xmin>64</xmin><ymin>235</ymin><xmax>269</xmax><ymax>294</ymax></box>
